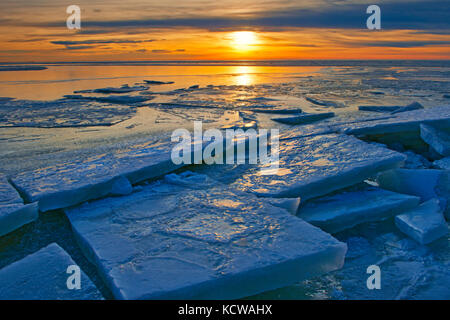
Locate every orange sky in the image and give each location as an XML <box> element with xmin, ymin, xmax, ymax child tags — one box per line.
<box><xmin>0</xmin><ymin>0</ymin><xmax>449</xmax><ymax>62</ymax></box>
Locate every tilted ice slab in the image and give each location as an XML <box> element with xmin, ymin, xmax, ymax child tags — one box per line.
<box><xmin>341</xmin><ymin>105</ymin><xmax>450</xmax><ymax>136</ymax></box>
<box><xmin>0</xmin><ymin>174</ymin><xmax>38</xmax><ymax>237</ymax></box>
<box><xmin>11</xmin><ymin>139</ymin><xmax>187</xmax><ymax>212</ymax></box>
<box><xmin>65</xmin><ymin>174</ymin><xmax>347</xmax><ymax>300</ymax></box>
<box><xmin>395</xmin><ymin>199</ymin><xmax>448</xmax><ymax>245</ymax></box>
<box><xmin>420</xmin><ymin>123</ymin><xmax>450</xmax><ymax>157</ymax></box>
<box><xmin>298</xmin><ymin>186</ymin><xmax>420</xmax><ymax>233</ymax></box>
<box><xmin>228</xmin><ymin>134</ymin><xmax>405</xmax><ymax>200</ymax></box>
<box><xmin>272</xmin><ymin>112</ymin><xmax>334</xmax><ymax>125</ymax></box>
<box><xmin>358</xmin><ymin>102</ymin><xmax>423</xmax><ymax>114</ymax></box>
<box><xmin>433</xmin><ymin>157</ymin><xmax>450</xmax><ymax>170</ymax></box>
<box><xmin>0</xmin><ymin>243</ymin><xmax>103</xmax><ymax>300</ymax></box>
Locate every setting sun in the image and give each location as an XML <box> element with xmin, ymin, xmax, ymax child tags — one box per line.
<box><xmin>230</xmin><ymin>31</ymin><xmax>258</xmax><ymax>51</ymax></box>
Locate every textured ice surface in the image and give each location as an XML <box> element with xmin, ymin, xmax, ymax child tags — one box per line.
<box><xmin>377</xmin><ymin>169</ymin><xmax>443</xmax><ymax>201</ymax></box>
<box><xmin>298</xmin><ymin>187</ymin><xmax>420</xmax><ymax>233</ymax></box>
<box><xmin>75</xmin><ymin>84</ymin><xmax>149</xmax><ymax>94</ymax></box>
<box><xmin>420</xmin><ymin>123</ymin><xmax>450</xmax><ymax>156</ymax></box>
<box><xmin>342</xmin><ymin>106</ymin><xmax>450</xmax><ymax>136</ymax></box>
<box><xmin>272</xmin><ymin>112</ymin><xmax>334</xmax><ymax>125</ymax></box>
<box><xmin>11</xmin><ymin>140</ymin><xmax>185</xmax><ymax>211</ymax></box>
<box><xmin>358</xmin><ymin>102</ymin><xmax>423</xmax><ymax>114</ymax></box>
<box><xmin>64</xmin><ymin>94</ymin><xmax>152</xmax><ymax>105</ymax></box>
<box><xmin>0</xmin><ymin>174</ymin><xmax>38</xmax><ymax>236</ymax></box>
<box><xmin>226</xmin><ymin>134</ymin><xmax>405</xmax><ymax>200</ymax></box>
<box><xmin>0</xmin><ymin>243</ymin><xmax>103</xmax><ymax>300</ymax></box>
<box><xmin>433</xmin><ymin>157</ymin><xmax>450</xmax><ymax>170</ymax></box>
<box><xmin>65</xmin><ymin>174</ymin><xmax>347</xmax><ymax>300</ymax></box>
<box><xmin>395</xmin><ymin>199</ymin><xmax>448</xmax><ymax>245</ymax></box>
<box><xmin>0</xmin><ymin>98</ymin><xmax>136</xmax><ymax>128</ymax></box>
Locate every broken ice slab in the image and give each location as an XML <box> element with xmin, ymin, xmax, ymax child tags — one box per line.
<box><xmin>0</xmin><ymin>243</ymin><xmax>103</xmax><ymax>300</ymax></box>
<box><xmin>10</xmin><ymin>140</ymin><xmax>186</xmax><ymax>212</ymax></box>
<box><xmin>342</xmin><ymin>105</ymin><xmax>450</xmax><ymax>136</ymax></box>
<box><xmin>63</xmin><ymin>94</ymin><xmax>152</xmax><ymax>105</ymax></box>
<box><xmin>248</xmin><ymin>108</ymin><xmax>303</xmax><ymax>114</ymax></box>
<box><xmin>305</xmin><ymin>97</ymin><xmax>344</xmax><ymax>108</ymax></box>
<box><xmin>143</xmin><ymin>80</ymin><xmax>174</xmax><ymax>85</ymax></box>
<box><xmin>358</xmin><ymin>102</ymin><xmax>424</xmax><ymax>114</ymax></box>
<box><xmin>11</xmin><ymin>137</ymin><xmax>236</xmax><ymax>212</ymax></box>
<box><xmin>395</xmin><ymin>199</ymin><xmax>448</xmax><ymax>245</ymax></box>
<box><xmin>298</xmin><ymin>186</ymin><xmax>420</xmax><ymax>234</ymax></box>
<box><xmin>65</xmin><ymin>174</ymin><xmax>347</xmax><ymax>300</ymax></box>
<box><xmin>420</xmin><ymin>123</ymin><xmax>450</xmax><ymax>157</ymax></box>
<box><xmin>75</xmin><ymin>84</ymin><xmax>149</xmax><ymax>94</ymax></box>
<box><xmin>267</xmin><ymin>197</ymin><xmax>301</xmax><ymax>215</ymax></box>
<box><xmin>377</xmin><ymin>169</ymin><xmax>445</xmax><ymax>201</ymax></box>
<box><xmin>272</xmin><ymin>112</ymin><xmax>334</xmax><ymax>125</ymax></box>
<box><xmin>0</xmin><ymin>174</ymin><xmax>38</xmax><ymax>237</ymax></box>
<box><xmin>433</xmin><ymin>157</ymin><xmax>450</xmax><ymax>170</ymax></box>
<box><xmin>0</xmin><ymin>202</ymin><xmax>38</xmax><ymax>237</ymax></box>
<box><xmin>221</xmin><ymin>133</ymin><xmax>405</xmax><ymax>200</ymax></box>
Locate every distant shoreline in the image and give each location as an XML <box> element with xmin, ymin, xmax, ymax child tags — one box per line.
<box><xmin>1</xmin><ymin>60</ymin><xmax>450</xmax><ymax>67</ymax></box>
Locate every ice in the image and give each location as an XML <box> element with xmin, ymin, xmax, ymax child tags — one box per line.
<box><xmin>377</xmin><ymin>169</ymin><xmax>444</xmax><ymax>201</ymax></box>
<box><xmin>0</xmin><ymin>174</ymin><xmax>38</xmax><ymax>237</ymax></box>
<box><xmin>11</xmin><ymin>140</ymin><xmax>186</xmax><ymax>211</ymax></box>
<box><xmin>75</xmin><ymin>84</ymin><xmax>149</xmax><ymax>94</ymax></box>
<box><xmin>0</xmin><ymin>65</ymin><xmax>47</xmax><ymax>71</ymax></box>
<box><xmin>267</xmin><ymin>197</ymin><xmax>301</xmax><ymax>215</ymax></box>
<box><xmin>358</xmin><ymin>102</ymin><xmax>423</xmax><ymax>114</ymax></box>
<box><xmin>143</xmin><ymin>80</ymin><xmax>174</xmax><ymax>85</ymax></box>
<box><xmin>395</xmin><ymin>199</ymin><xmax>448</xmax><ymax>245</ymax></box>
<box><xmin>433</xmin><ymin>157</ymin><xmax>450</xmax><ymax>170</ymax></box>
<box><xmin>0</xmin><ymin>243</ymin><xmax>103</xmax><ymax>299</ymax></box>
<box><xmin>342</xmin><ymin>105</ymin><xmax>450</xmax><ymax>136</ymax></box>
<box><xmin>0</xmin><ymin>98</ymin><xmax>136</xmax><ymax>128</ymax></box>
<box><xmin>248</xmin><ymin>108</ymin><xmax>303</xmax><ymax>114</ymax></box>
<box><xmin>63</xmin><ymin>94</ymin><xmax>152</xmax><ymax>105</ymax></box>
<box><xmin>403</xmin><ymin>150</ymin><xmax>431</xmax><ymax>169</ymax></box>
<box><xmin>420</xmin><ymin>123</ymin><xmax>450</xmax><ymax>156</ymax></box>
<box><xmin>65</xmin><ymin>174</ymin><xmax>347</xmax><ymax>300</ymax></box>
<box><xmin>227</xmin><ymin>134</ymin><xmax>405</xmax><ymax>200</ymax></box>
<box><xmin>272</xmin><ymin>112</ymin><xmax>334</xmax><ymax>125</ymax></box>
<box><xmin>305</xmin><ymin>97</ymin><xmax>343</xmax><ymax>108</ymax></box>
<box><xmin>298</xmin><ymin>186</ymin><xmax>420</xmax><ymax>233</ymax></box>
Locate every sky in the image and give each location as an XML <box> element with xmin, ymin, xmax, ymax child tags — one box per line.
<box><xmin>0</xmin><ymin>0</ymin><xmax>449</xmax><ymax>62</ymax></box>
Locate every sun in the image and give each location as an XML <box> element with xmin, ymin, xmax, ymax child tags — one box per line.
<box><xmin>230</xmin><ymin>31</ymin><xmax>258</xmax><ymax>51</ymax></box>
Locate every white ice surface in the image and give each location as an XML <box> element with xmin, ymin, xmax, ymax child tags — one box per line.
<box><xmin>11</xmin><ymin>140</ymin><xmax>185</xmax><ymax>211</ymax></box>
<box><xmin>342</xmin><ymin>105</ymin><xmax>450</xmax><ymax>136</ymax></box>
<box><xmin>395</xmin><ymin>199</ymin><xmax>448</xmax><ymax>244</ymax></box>
<box><xmin>420</xmin><ymin>123</ymin><xmax>450</xmax><ymax>157</ymax></box>
<box><xmin>65</xmin><ymin>174</ymin><xmax>347</xmax><ymax>300</ymax></box>
<box><xmin>0</xmin><ymin>174</ymin><xmax>38</xmax><ymax>237</ymax></box>
<box><xmin>0</xmin><ymin>243</ymin><xmax>103</xmax><ymax>299</ymax></box>
<box><xmin>227</xmin><ymin>133</ymin><xmax>405</xmax><ymax>200</ymax></box>
<box><xmin>298</xmin><ymin>186</ymin><xmax>420</xmax><ymax>233</ymax></box>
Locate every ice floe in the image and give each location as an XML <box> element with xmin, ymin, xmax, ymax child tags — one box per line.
<box><xmin>433</xmin><ymin>157</ymin><xmax>450</xmax><ymax>170</ymax></box>
<box><xmin>0</xmin><ymin>243</ymin><xmax>103</xmax><ymax>299</ymax></box>
<box><xmin>0</xmin><ymin>65</ymin><xmax>47</xmax><ymax>71</ymax></box>
<box><xmin>395</xmin><ymin>199</ymin><xmax>448</xmax><ymax>245</ymax></box>
<box><xmin>143</xmin><ymin>80</ymin><xmax>174</xmax><ymax>85</ymax></box>
<box><xmin>0</xmin><ymin>174</ymin><xmax>38</xmax><ymax>237</ymax></box>
<box><xmin>65</xmin><ymin>174</ymin><xmax>347</xmax><ymax>299</ymax></box>
<box><xmin>358</xmin><ymin>102</ymin><xmax>423</xmax><ymax>114</ymax></box>
<box><xmin>420</xmin><ymin>123</ymin><xmax>450</xmax><ymax>157</ymax></box>
<box><xmin>11</xmin><ymin>140</ymin><xmax>186</xmax><ymax>211</ymax></box>
<box><xmin>217</xmin><ymin>133</ymin><xmax>405</xmax><ymax>200</ymax></box>
<box><xmin>272</xmin><ymin>112</ymin><xmax>334</xmax><ymax>125</ymax></box>
<box><xmin>64</xmin><ymin>94</ymin><xmax>152</xmax><ymax>105</ymax></box>
<box><xmin>305</xmin><ymin>96</ymin><xmax>344</xmax><ymax>108</ymax></box>
<box><xmin>0</xmin><ymin>98</ymin><xmax>136</xmax><ymax>128</ymax></box>
<box><xmin>75</xmin><ymin>84</ymin><xmax>149</xmax><ymax>94</ymax></box>
<box><xmin>298</xmin><ymin>186</ymin><xmax>420</xmax><ymax>233</ymax></box>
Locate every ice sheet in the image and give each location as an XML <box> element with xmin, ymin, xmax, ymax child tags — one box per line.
<box><xmin>298</xmin><ymin>186</ymin><xmax>420</xmax><ymax>233</ymax></box>
<box><xmin>395</xmin><ymin>199</ymin><xmax>448</xmax><ymax>244</ymax></box>
<box><xmin>0</xmin><ymin>243</ymin><xmax>103</xmax><ymax>299</ymax></box>
<box><xmin>65</xmin><ymin>174</ymin><xmax>347</xmax><ymax>300</ymax></box>
<box><xmin>420</xmin><ymin>123</ymin><xmax>450</xmax><ymax>157</ymax></box>
<box><xmin>224</xmin><ymin>134</ymin><xmax>405</xmax><ymax>200</ymax></box>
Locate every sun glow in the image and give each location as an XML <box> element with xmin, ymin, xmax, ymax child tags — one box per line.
<box><xmin>230</xmin><ymin>31</ymin><xmax>258</xmax><ymax>51</ymax></box>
